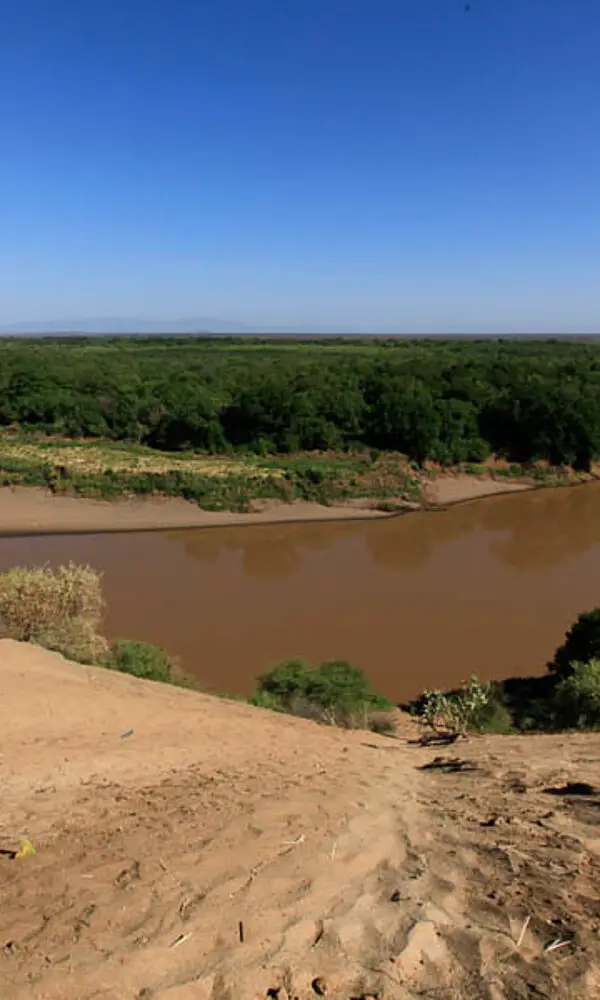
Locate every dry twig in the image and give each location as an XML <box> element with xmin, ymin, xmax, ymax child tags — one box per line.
<box><xmin>516</xmin><ymin>915</ymin><xmax>531</xmax><ymax>949</ymax></box>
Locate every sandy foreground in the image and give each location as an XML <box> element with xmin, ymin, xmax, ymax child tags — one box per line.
<box><xmin>0</xmin><ymin>477</ymin><xmax>532</xmax><ymax>534</ymax></box>
<box><xmin>1</xmin><ymin>640</ymin><xmax>599</xmax><ymax>999</ymax></box>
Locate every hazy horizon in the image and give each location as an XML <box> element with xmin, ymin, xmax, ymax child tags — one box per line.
<box><xmin>1</xmin><ymin>318</ymin><xmax>598</xmax><ymax>339</ymax></box>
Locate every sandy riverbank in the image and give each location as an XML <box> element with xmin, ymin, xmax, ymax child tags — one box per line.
<box><xmin>0</xmin><ymin>477</ymin><xmax>537</xmax><ymax>535</ymax></box>
<box><xmin>422</xmin><ymin>472</ymin><xmax>533</xmax><ymax>505</ymax></box>
<box><xmin>0</xmin><ymin>478</ymin><xmax>533</xmax><ymax>534</ymax></box>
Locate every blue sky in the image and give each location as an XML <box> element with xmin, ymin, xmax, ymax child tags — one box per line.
<box><xmin>1</xmin><ymin>0</ymin><xmax>599</xmax><ymax>333</ymax></box>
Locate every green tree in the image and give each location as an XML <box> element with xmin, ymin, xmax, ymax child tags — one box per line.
<box><xmin>551</xmin><ymin>660</ymin><xmax>600</xmax><ymax>729</ymax></box>
<box><xmin>549</xmin><ymin>609</ymin><xmax>600</xmax><ymax>676</ymax></box>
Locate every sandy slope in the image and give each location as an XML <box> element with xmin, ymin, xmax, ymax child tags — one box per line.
<box><xmin>1</xmin><ymin>640</ymin><xmax>599</xmax><ymax>1000</ymax></box>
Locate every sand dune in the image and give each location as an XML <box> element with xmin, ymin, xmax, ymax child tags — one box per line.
<box><xmin>1</xmin><ymin>640</ymin><xmax>599</xmax><ymax>999</ymax></box>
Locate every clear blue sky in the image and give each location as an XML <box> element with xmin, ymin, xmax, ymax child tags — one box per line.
<box><xmin>1</xmin><ymin>0</ymin><xmax>599</xmax><ymax>333</ymax></box>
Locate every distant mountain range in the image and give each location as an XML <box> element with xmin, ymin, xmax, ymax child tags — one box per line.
<box><xmin>0</xmin><ymin>320</ymin><xmax>586</xmax><ymax>338</ymax></box>
<box><xmin>0</xmin><ymin>317</ymin><xmax>257</xmax><ymax>335</ymax></box>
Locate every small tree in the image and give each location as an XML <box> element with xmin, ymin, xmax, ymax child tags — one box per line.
<box><xmin>304</xmin><ymin>659</ymin><xmax>391</xmax><ymax>726</ymax></box>
<box><xmin>253</xmin><ymin>658</ymin><xmax>313</xmax><ymax>706</ymax></box>
<box><xmin>252</xmin><ymin>658</ymin><xmax>392</xmax><ymax>728</ymax></box>
<box><xmin>549</xmin><ymin>609</ymin><xmax>600</xmax><ymax>677</ymax></box>
<box><xmin>419</xmin><ymin>675</ymin><xmax>503</xmax><ymax>735</ymax></box>
<box><xmin>551</xmin><ymin>660</ymin><xmax>600</xmax><ymax>730</ymax></box>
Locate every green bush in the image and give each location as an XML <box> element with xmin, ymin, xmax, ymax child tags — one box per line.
<box><xmin>476</xmin><ymin>697</ymin><xmax>515</xmax><ymax>734</ymax></box>
<box><xmin>249</xmin><ymin>688</ymin><xmax>286</xmax><ymax>712</ymax></box>
<box><xmin>251</xmin><ymin>657</ymin><xmax>312</xmax><ymax>705</ymax></box>
<box><xmin>499</xmin><ymin>673</ymin><xmax>559</xmax><ymax>732</ymax></box>
<box><xmin>418</xmin><ymin>675</ymin><xmax>513</xmax><ymax>735</ymax></box>
<box><xmin>251</xmin><ymin>657</ymin><xmax>393</xmax><ymax>728</ymax></box>
<box><xmin>549</xmin><ymin>609</ymin><xmax>600</xmax><ymax>676</ymax></box>
<box><xmin>110</xmin><ymin>639</ymin><xmax>192</xmax><ymax>687</ymax></box>
<box><xmin>409</xmin><ymin>609</ymin><xmax>600</xmax><ymax>735</ymax></box>
<box><xmin>551</xmin><ymin>659</ymin><xmax>600</xmax><ymax>730</ymax></box>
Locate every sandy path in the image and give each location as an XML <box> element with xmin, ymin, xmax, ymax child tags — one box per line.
<box><xmin>0</xmin><ymin>477</ymin><xmax>533</xmax><ymax>535</ymax></box>
<box><xmin>1</xmin><ymin>641</ymin><xmax>599</xmax><ymax>998</ymax></box>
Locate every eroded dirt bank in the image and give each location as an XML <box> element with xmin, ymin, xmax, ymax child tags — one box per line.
<box><xmin>1</xmin><ymin>640</ymin><xmax>599</xmax><ymax>999</ymax></box>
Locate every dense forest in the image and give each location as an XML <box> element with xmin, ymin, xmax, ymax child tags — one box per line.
<box><xmin>2</xmin><ymin>336</ymin><xmax>600</xmax><ymax>468</ymax></box>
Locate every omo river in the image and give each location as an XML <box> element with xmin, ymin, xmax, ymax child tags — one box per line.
<box><xmin>2</xmin><ymin>482</ymin><xmax>600</xmax><ymax>702</ymax></box>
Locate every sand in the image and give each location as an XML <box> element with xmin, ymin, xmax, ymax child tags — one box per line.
<box><xmin>0</xmin><ymin>477</ymin><xmax>532</xmax><ymax>535</ymax></box>
<box><xmin>1</xmin><ymin>639</ymin><xmax>599</xmax><ymax>999</ymax></box>
<box><xmin>423</xmin><ymin>474</ymin><xmax>533</xmax><ymax>506</ymax></box>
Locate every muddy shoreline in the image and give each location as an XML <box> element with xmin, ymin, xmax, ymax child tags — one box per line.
<box><xmin>0</xmin><ymin>477</ymin><xmax>539</xmax><ymax>536</ymax></box>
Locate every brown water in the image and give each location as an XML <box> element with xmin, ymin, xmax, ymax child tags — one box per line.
<box><xmin>1</xmin><ymin>483</ymin><xmax>600</xmax><ymax>702</ymax></box>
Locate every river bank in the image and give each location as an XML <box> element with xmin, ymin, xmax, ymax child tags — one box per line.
<box><xmin>0</xmin><ymin>474</ymin><xmax>537</xmax><ymax>534</ymax></box>
<box><xmin>2</xmin><ymin>434</ymin><xmax>594</xmax><ymax>534</ymax></box>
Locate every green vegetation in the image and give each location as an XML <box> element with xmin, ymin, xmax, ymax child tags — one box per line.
<box><xmin>548</xmin><ymin>609</ymin><xmax>600</xmax><ymax>677</ymax></box>
<box><xmin>2</xmin><ymin>557</ymin><xmax>600</xmax><ymax>735</ymax></box>
<box><xmin>550</xmin><ymin>660</ymin><xmax>600</xmax><ymax>730</ymax></box>
<box><xmin>0</xmin><ymin>435</ymin><xmax>421</xmax><ymax>509</ymax></box>
<box><xmin>109</xmin><ymin>638</ymin><xmax>191</xmax><ymax>686</ymax></box>
<box><xmin>413</xmin><ymin>608</ymin><xmax>600</xmax><ymax>735</ymax></box>
<box><xmin>1</xmin><ymin>336</ymin><xmax>600</xmax><ymax>475</ymax></box>
<box><xmin>418</xmin><ymin>675</ymin><xmax>514</xmax><ymax>736</ymax></box>
<box><xmin>250</xmin><ymin>657</ymin><xmax>394</xmax><ymax>730</ymax></box>
<box><xmin>0</xmin><ymin>562</ymin><xmax>394</xmax><ymax>730</ymax></box>
<box><xmin>0</xmin><ymin>563</ymin><xmax>194</xmax><ymax>685</ymax></box>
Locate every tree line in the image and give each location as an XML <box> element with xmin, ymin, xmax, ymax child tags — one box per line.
<box><xmin>1</xmin><ymin>336</ymin><xmax>600</xmax><ymax>468</ymax></box>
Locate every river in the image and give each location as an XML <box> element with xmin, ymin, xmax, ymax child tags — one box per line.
<box><xmin>1</xmin><ymin>483</ymin><xmax>600</xmax><ymax>702</ymax></box>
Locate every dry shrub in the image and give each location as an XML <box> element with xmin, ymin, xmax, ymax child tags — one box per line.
<box><xmin>0</xmin><ymin>562</ymin><xmax>109</xmax><ymax>663</ymax></box>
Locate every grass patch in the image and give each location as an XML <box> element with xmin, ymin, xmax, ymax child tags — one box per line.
<box><xmin>0</xmin><ymin>434</ymin><xmax>266</xmax><ymax>477</ymax></box>
<box><xmin>0</xmin><ymin>436</ymin><xmax>422</xmax><ymax>510</ymax></box>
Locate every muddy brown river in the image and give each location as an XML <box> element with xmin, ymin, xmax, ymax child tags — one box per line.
<box><xmin>1</xmin><ymin>483</ymin><xmax>600</xmax><ymax>702</ymax></box>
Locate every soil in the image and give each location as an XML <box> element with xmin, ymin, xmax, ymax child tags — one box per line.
<box><xmin>422</xmin><ymin>474</ymin><xmax>532</xmax><ymax>506</ymax></box>
<box><xmin>0</xmin><ymin>476</ymin><xmax>532</xmax><ymax>535</ymax></box>
<box><xmin>1</xmin><ymin>640</ymin><xmax>599</xmax><ymax>999</ymax></box>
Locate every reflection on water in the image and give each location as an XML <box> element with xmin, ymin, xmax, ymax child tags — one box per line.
<box><xmin>172</xmin><ymin>485</ymin><xmax>600</xmax><ymax>577</ymax></box>
<box><xmin>478</xmin><ymin>487</ymin><xmax>600</xmax><ymax>570</ymax></box>
<box><xmin>175</xmin><ymin>522</ymin><xmax>349</xmax><ymax>577</ymax></box>
<box><xmin>173</xmin><ymin>510</ymin><xmax>476</xmax><ymax>575</ymax></box>
<box><xmin>1</xmin><ymin>483</ymin><xmax>600</xmax><ymax>702</ymax></box>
